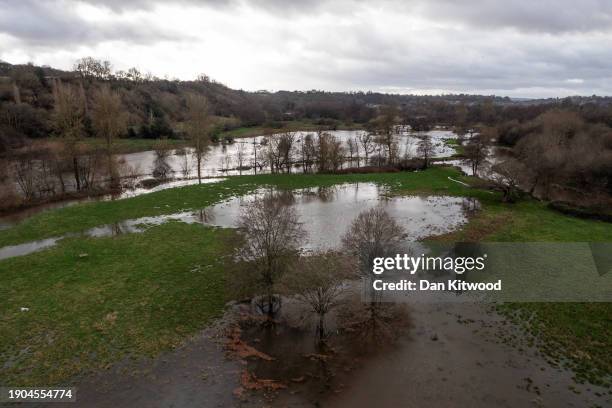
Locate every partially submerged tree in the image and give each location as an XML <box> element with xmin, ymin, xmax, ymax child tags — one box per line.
<box><xmin>152</xmin><ymin>139</ymin><xmax>173</xmax><ymax>180</ymax></box>
<box><xmin>51</xmin><ymin>80</ymin><xmax>85</xmax><ymax>191</ymax></box>
<box><xmin>280</xmin><ymin>251</ymin><xmax>355</xmax><ymax>339</ymax></box>
<box><xmin>185</xmin><ymin>93</ymin><xmax>210</xmax><ymax>183</ymax></box>
<box><xmin>238</xmin><ymin>195</ymin><xmax>305</xmax><ymax>317</ymax></box>
<box><xmin>91</xmin><ymin>85</ymin><xmax>126</xmax><ymax>188</ymax></box>
<box><xmin>342</xmin><ymin>207</ymin><xmax>405</xmax><ymax>303</ymax></box>
<box><xmin>358</xmin><ymin>132</ymin><xmax>376</xmax><ymax>165</ymax></box>
<box><xmin>417</xmin><ymin>134</ymin><xmax>434</xmax><ymax>168</ymax></box>
<box><xmin>341</xmin><ymin>207</ymin><xmax>408</xmax><ymax>343</ymax></box>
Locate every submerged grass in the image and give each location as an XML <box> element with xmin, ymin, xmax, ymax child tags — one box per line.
<box><xmin>1</xmin><ymin>166</ymin><xmax>611</xmax><ymax>386</ymax></box>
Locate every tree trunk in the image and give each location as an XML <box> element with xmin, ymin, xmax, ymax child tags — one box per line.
<box><xmin>197</xmin><ymin>155</ymin><xmax>202</xmax><ymax>184</ymax></box>
<box><xmin>73</xmin><ymin>156</ymin><xmax>81</xmax><ymax>191</ymax></box>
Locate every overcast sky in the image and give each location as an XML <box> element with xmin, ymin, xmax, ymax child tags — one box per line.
<box><xmin>1</xmin><ymin>0</ymin><xmax>612</xmax><ymax>97</ymax></box>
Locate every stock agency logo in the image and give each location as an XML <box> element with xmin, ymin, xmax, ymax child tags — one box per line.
<box><xmin>370</xmin><ymin>253</ymin><xmax>502</xmax><ymax>292</ymax></box>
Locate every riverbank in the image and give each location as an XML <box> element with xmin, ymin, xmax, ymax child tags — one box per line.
<box><xmin>1</xmin><ymin>168</ymin><xmax>610</xmax><ymax>389</ymax></box>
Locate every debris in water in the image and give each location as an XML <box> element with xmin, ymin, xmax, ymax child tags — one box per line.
<box><xmin>226</xmin><ymin>326</ymin><xmax>275</xmax><ymax>361</ymax></box>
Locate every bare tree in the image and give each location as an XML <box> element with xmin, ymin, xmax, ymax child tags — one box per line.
<box><xmin>91</xmin><ymin>85</ymin><xmax>126</xmax><ymax>189</ymax></box>
<box><xmin>317</xmin><ymin>132</ymin><xmax>344</xmax><ymax>172</ymax></box>
<box><xmin>417</xmin><ymin>134</ymin><xmax>434</xmax><ymax>168</ymax></box>
<box><xmin>176</xmin><ymin>147</ymin><xmax>192</xmax><ymax>178</ymax></box>
<box><xmin>342</xmin><ymin>207</ymin><xmax>405</xmax><ymax>280</ymax></box>
<box><xmin>341</xmin><ymin>207</ymin><xmax>406</xmax><ymax>340</ymax></box>
<box><xmin>280</xmin><ymin>251</ymin><xmax>355</xmax><ymax>339</ymax></box>
<box><xmin>299</xmin><ymin>133</ymin><xmax>316</xmax><ymax>172</ymax></box>
<box><xmin>374</xmin><ymin>106</ymin><xmax>398</xmax><ymax>164</ymax></box>
<box><xmin>235</xmin><ymin>141</ymin><xmax>247</xmax><ymax>175</ymax></box>
<box><xmin>347</xmin><ymin>137</ymin><xmax>358</xmax><ymax>166</ymax></box>
<box><xmin>152</xmin><ymin>139</ymin><xmax>173</xmax><ymax>180</ymax></box>
<box><xmin>238</xmin><ymin>195</ymin><xmax>305</xmax><ymax>317</ymax></box>
<box><xmin>464</xmin><ymin>133</ymin><xmax>489</xmax><ymax>176</ymax></box>
<box><xmin>12</xmin><ymin>153</ymin><xmax>37</xmax><ymax>200</ymax></box>
<box><xmin>51</xmin><ymin>80</ymin><xmax>85</xmax><ymax>191</ymax></box>
<box><xmin>277</xmin><ymin>132</ymin><xmax>295</xmax><ymax>173</ymax></box>
<box><xmin>359</xmin><ymin>132</ymin><xmax>376</xmax><ymax>165</ymax></box>
<box><xmin>491</xmin><ymin>159</ymin><xmax>526</xmax><ymax>203</ymax></box>
<box><xmin>185</xmin><ymin>94</ymin><xmax>210</xmax><ymax>184</ymax></box>
<box><xmin>74</xmin><ymin>56</ymin><xmax>112</xmax><ymax>81</ymax></box>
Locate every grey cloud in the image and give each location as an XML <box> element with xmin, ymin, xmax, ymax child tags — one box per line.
<box><xmin>78</xmin><ymin>0</ymin><xmax>612</xmax><ymax>34</ymax></box>
<box><xmin>0</xmin><ymin>0</ymin><xmax>186</xmax><ymax>45</ymax></box>
<box><xmin>1</xmin><ymin>0</ymin><xmax>611</xmax><ymax>96</ymax></box>
<box><xmin>411</xmin><ymin>0</ymin><xmax>612</xmax><ymax>34</ymax></box>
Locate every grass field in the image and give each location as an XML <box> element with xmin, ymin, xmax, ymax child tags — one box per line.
<box><xmin>1</xmin><ymin>167</ymin><xmax>610</xmax><ymax>386</ymax></box>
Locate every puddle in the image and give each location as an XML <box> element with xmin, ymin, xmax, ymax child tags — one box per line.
<box><xmin>0</xmin><ymin>183</ymin><xmax>478</xmax><ymax>261</ymax></box>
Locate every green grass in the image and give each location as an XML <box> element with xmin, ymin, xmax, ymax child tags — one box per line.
<box><xmin>1</xmin><ymin>166</ymin><xmax>611</xmax><ymax>386</ymax></box>
<box><xmin>0</xmin><ymin>222</ymin><xmax>235</xmax><ymax>386</ymax></box>
<box><xmin>443</xmin><ymin>137</ymin><xmax>465</xmax><ymax>156</ymax></box>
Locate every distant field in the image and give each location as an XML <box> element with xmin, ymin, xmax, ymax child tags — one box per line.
<box><xmin>29</xmin><ymin>137</ymin><xmax>188</xmax><ymax>154</ymax></box>
<box><xmin>218</xmin><ymin>120</ymin><xmax>363</xmax><ymax>139</ymax></box>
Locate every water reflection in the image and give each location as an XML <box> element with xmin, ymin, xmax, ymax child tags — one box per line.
<box><xmin>202</xmin><ymin>183</ymin><xmax>475</xmax><ymax>250</ymax></box>
<box><xmin>116</xmin><ymin>129</ymin><xmax>459</xmax><ymax>179</ymax></box>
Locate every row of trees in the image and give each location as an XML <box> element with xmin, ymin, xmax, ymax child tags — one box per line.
<box><xmin>253</xmin><ymin>128</ymin><xmax>435</xmax><ymax>175</ymax></box>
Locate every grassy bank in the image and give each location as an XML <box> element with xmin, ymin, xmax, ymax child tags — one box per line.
<box><xmin>1</xmin><ymin>167</ymin><xmax>610</xmax><ymax>386</ymax></box>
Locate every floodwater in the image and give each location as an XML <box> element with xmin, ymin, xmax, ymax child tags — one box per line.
<box><xmin>0</xmin><ymin>183</ymin><xmax>477</xmax><ymax>260</ymax></box>
<box><xmin>202</xmin><ymin>183</ymin><xmax>476</xmax><ymax>249</ymax></box>
<box><xmin>117</xmin><ymin>128</ymin><xmax>458</xmax><ymax>178</ymax></box>
<box><xmin>1</xmin><ymin>128</ymin><xmax>456</xmax><ymax>230</ymax></box>
<box><xmin>57</xmin><ymin>291</ymin><xmax>611</xmax><ymax>408</ymax></box>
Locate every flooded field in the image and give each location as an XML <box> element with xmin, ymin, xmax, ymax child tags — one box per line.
<box><xmin>0</xmin><ymin>183</ymin><xmax>477</xmax><ymax>260</ymax></box>
<box><xmin>1</xmin><ymin>128</ymin><xmax>459</xmax><ymax>230</ymax></box>
<box><xmin>118</xmin><ymin>128</ymin><xmax>458</xmax><ymax>179</ymax></box>
<box><xmin>201</xmin><ymin>183</ymin><xmax>477</xmax><ymax>249</ymax></box>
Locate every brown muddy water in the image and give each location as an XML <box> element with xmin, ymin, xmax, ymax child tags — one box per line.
<box><xmin>44</xmin><ymin>292</ymin><xmax>611</xmax><ymax>408</ymax></box>
<box><xmin>0</xmin><ymin>183</ymin><xmax>477</xmax><ymax>260</ymax></box>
